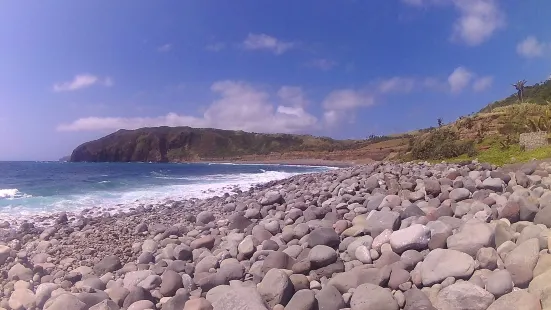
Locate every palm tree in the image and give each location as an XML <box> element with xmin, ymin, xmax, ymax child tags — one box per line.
<box><xmin>512</xmin><ymin>80</ymin><xmax>527</xmax><ymax>103</ymax></box>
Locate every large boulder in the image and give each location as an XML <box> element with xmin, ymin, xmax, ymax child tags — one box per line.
<box><xmin>421</xmin><ymin>249</ymin><xmax>475</xmax><ymax>286</ymax></box>
<box><xmin>44</xmin><ymin>294</ymin><xmax>87</xmax><ymax>310</ymax></box>
<box><xmin>315</xmin><ymin>285</ymin><xmax>345</xmax><ymax>310</ymax></box>
<box><xmin>504</xmin><ymin>238</ymin><xmax>539</xmax><ymax>288</ymax></box>
<box><xmin>211</xmin><ymin>285</ymin><xmax>268</xmax><ymax>310</ymax></box>
<box><xmin>257</xmin><ymin>269</ymin><xmax>294</xmax><ymax>307</ymax></box>
<box><xmin>308</xmin><ymin>245</ymin><xmax>337</xmax><ymax>268</ymax></box>
<box><xmin>528</xmin><ymin>269</ymin><xmax>551</xmax><ymax>308</ymax></box>
<box><xmin>446</xmin><ymin>222</ymin><xmax>495</xmax><ymax>257</ymax></box>
<box><xmin>534</xmin><ymin>206</ymin><xmax>551</xmax><ymax>228</ymax></box>
<box><xmin>404</xmin><ymin>288</ymin><xmax>437</xmax><ymax>310</ymax></box>
<box><xmin>308</xmin><ymin>228</ymin><xmax>339</xmax><ymax>248</ymax></box>
<box><xmin>435</xmin><ymin>282</ymin><xmax>494</xmax><ymax>310</ymax></box>
<box><xmin>285</xmin><ymin>289</ymin><xmax>316</xmax><ymax>310</ymax></box>
<box><xmin>8</xmin><ymin>263</ymin><xmax>33</xmax><ymax>281</ymax></box>
<box><xmin>9</xmin><ymin>288</ymin><xmax>36</xmax><ymax>310</ymax></box>
<box><xmin>350</xmin><ymin>283</ymin><xmax>398</xmax><ymax>310</ymax></box>
<box><xmin>364</xmin><ymin>210</ymin><xmax>400</xmax><ymax>237</ymax></box>
<box><xmin>389</xmin><ymin>224</ymin><xmax>431</xmax><ymax>254</ymax></box>
<box><xmin>94</xmin><ymin>255</ymin><xmax>122</xmax><ymax>275</ymax></box>
<box><xmin>0</xmin><ymin>245</ymin><xmax>11</xmax><ymax>265</ymax></box>
<box><xmin>487</xmin><ymin>290</ymin><xmax>542</xmax><ymax>310</ymax></box>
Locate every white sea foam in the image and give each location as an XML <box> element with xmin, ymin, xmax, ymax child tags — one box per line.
<box><xmin>0</xmin><ymin>169</ymin><xmax>318</xmax><ymax>224</ymax></box>
<box><xmin>0</xmin><ymin>189</ymin><xmax>32</xmax><ymax>199</ymax></box>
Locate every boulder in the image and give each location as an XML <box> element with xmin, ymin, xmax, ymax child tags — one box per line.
<box><xmin>8</xmin><ymin>263</ymin><xmax>33</xmax><ymax>281</ymax></box>
<box><xmin>285</xmin><ymin>289</ymin><xmax>315</xmax><ymax>310</ymax></box>
<box><xmin>487</xmin><ymin>290</ymin><xmax>542</xmax><ymax>310</ymax></box>
<box><xmin>44</xmin><ymin>293</ymin><xmax>87</xmax><ymax>310</ymax></box>
<box><xmin>9</xmin><ymin>288</ymin><xmax>36</xmax><ymax>310</ymax></box>
<box><xmin>364</xmin><ymin>210</ymin><xmax>400</xmax><ymax>237</ymax></box>
<box><xmin>211</xmin><ymin>286</ymin><xmax>268</xmax><ymax>310</ymax></box>
<box><xmin>435</xmin><ymin>282</ymin><xmax>494</xmax><ymax>310</ymax></box>
<box><xmin>389</xmin><ymin>224</ymin><xmax>430</xmax><ymax>254</ymax></box>
<box><xmin>315</xmin><ymin>285</ymin><xmax>345</xmax><ymax>310</ymax></box>
<box><xmin>308</xmin><ymin>245</ymin><xmax>337</xmax><ymax>268</ymax></box>
<box><xmin>196</xmin><ymin>211</ymin><xmax>215</xmax><ymax>225</ymax></box>
<box><xmin>446</xmin><ymin>222</ymin><xmax>495</xmax><ymax>257</ymax></box>
<box><xmin>403</xmin><ymin>288</ymin><xmax>437</xmax><ymax>310</ymax></box>
<box><xmin>421</xmin><ymin>249</ymin><xmax>475</xmax><ymax>286</ymax></box>
<box><xmin>528</xmin><ymin>269</ymin><xmax>551</xmax><ymax>308</ymax></box>
<box><xmin>160</xmin><ymin>270</ymin><xmax>183</xmax><ymax>296</ymax></box>
<box><xmin>350</xmin><ymin>283</ymin><xmax>398</xmax><ymax>310</ymax></box>
<box><xmin>450</xmin><ymin>188</ymin><xmax>470</xmax><ymax>201</ymax></box>
<box><xmin>257</xmin><ymin>269</ymin><xmax>294</xmax><ymax>307</ymax></box>
<box><xmin>307</xmin><ymin>228</ymin><xmax>339</xmax><ymax>248</ymax></box>
<box><xmin>94</xmin><ymin>255</ymin><xmax>122</xmax><ymax>275</ymax></box>
<box><xmin>504</xmin><ymin>238</ymin><xmax>539</xmax><ymax>288</ymax></box>
<box><xmin>485</xmin><ymin>270</ymin><xmax>513</xmax><ymax>298</ymax></box>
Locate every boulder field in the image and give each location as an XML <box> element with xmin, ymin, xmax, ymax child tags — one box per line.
<box><xmin>2</xmin><ymin>160</ymin><xmax>551</xmax><ymax>309</ymax></box>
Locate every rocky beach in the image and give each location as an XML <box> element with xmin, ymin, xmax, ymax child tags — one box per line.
<box><xmin>2</xmin><ymin>160</ymin><xmax>551</xmax><ymax>310</ymax></box>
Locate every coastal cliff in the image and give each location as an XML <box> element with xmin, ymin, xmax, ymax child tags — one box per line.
<box><xmin>69</xmin><ymin>126</ymin><xmax>374</xmax><ymax>163</ymax></box>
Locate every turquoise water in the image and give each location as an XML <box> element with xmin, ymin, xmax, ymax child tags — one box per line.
<box><xmin>0</xmin><ymin>161</ymin><xmax>333</xmax><ymax>219</ymax></box>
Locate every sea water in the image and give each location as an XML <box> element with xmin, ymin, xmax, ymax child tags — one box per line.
<box><xmin>0</xmin><ymin>161</ymin><xmax>334</xmax><ymax>221</ymax></box>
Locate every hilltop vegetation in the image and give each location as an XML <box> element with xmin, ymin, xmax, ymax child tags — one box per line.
<box><xmin>70</xmin><ymin>80</ymin><xmax>551</xmax><ymax>165</ymax></box>
<box><xmin>480</xmin><ymin>79</ymin><xmax>551</xmax><ymax>112</ymax></box>
<box><xmin>70</xmin><ymin>126</ymin><xmax>409</xmax><ymax>163</ymax></box>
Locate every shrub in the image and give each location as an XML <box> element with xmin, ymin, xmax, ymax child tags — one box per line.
<box><xmin>410</xmin><ymin>128</ymin><xmax>477</xmax><ymax>160</ymax></box>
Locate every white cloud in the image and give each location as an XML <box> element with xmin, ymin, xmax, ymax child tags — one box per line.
<box><xmin>323</xmin><ymin>110</ymin><xmax>342</xmax><ymax>126</ymax></box>
<box><xmin>472</xmin><ymin>76</ymin><xmax>493</xmax><ymax>91</ymax></box>
<box><xmin>448</xmin><ymin>67</ymin><xmax>473</xmax><ymax>92</ymax></box>
<box><xmin>277</xmin><ymin>86</ymin><xmax>309</xmax><ymax>107</ymax></box>
<box><xmin>53</xmin><ymin>74</ymin><xmax>113</xmax><ymax>92</ymax></box>
<box><xmin>157</xmin><ymin>44</ymin><xmax>172</xmax><ymax>52</ymax></box>
<box><xmin>205</xmin><ymin>42</ymin><xmax>225</xmax><ymax>52</ymax></box>
<box><xmin>322</xmin><ymin>89</ymin><xmax>374</xmax><ymax>110</ymax></box>
<box><xmin>403</xmin><ymin>0</ymin><xmax>505</xmax><ymax>46</ymax></box>
<box><xmin>517</xmin><ymin>36</ymin><xmax>546</xmax><ymax>58</ymax></box>
<box><xmin>57</xmin><ymin>80</ymin><xmax>318</xmax><ymax>133</ymax></box>
<box><xmin>451</xmin><ymin>0</ymin><xmax>504</xmax><ymax>45</ymax></box>
<box><xmin>242</xmin><ymin>33</ymin><xmax>295</xmax><ymax>55</ymax></box>
<box><xmin>306</xmin><ymin>59</ymin><xmax>337</xmax><ymax>71</ymax></box>
<box><xmin>378</xmin><ymin>77</ymin><xmax>416</xmax><ymax>93</ymax></box>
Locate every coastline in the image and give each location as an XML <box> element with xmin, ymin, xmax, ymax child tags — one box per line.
<box><xmin>199</xmin><ymin>158</ymin><xmax>372</xmax><ymax>168</ymax></box>
<box><xmin>2</xmin><ymin>160</ymin><xmax>548</xmax><ymax>309</ymax></box>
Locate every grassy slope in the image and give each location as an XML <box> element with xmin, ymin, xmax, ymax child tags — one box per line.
<box><xmin>404</xmin><ymin>79</ymin><xmax>551</xmax><ymax>165</ymax></box>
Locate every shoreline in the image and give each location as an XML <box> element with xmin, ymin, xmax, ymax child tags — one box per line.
<box><xmin>1</xmin><ymin>160</ymin><xmax>549</xmax><ymax>309</ymax></box>
<box><xmin>0</xmin><ymin>163</ymin><xmax>343</xmax><ymax>227</ymax></box>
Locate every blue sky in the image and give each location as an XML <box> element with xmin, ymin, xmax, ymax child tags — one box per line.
<box><xmin>1</xmin><ymin>0</ymin><xmax>551</xmax><ymax>160</ymax></box>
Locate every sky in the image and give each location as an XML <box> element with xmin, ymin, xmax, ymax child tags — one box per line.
<box><xmin>1</xmin><ymin>0</ymin><xmax>551</xmax><ymax>161</ymax></box>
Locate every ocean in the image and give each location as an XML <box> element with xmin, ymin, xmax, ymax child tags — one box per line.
<box><xmin>0</xmin><ymin>161</ymin><xmax>334</xmax><ymax>221</ymax></box>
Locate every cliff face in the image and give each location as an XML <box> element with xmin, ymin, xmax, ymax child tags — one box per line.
<box><xmin>69</xmin><ymin>126</ymin><xmax>355</xmax><ymax>162</ymax></box>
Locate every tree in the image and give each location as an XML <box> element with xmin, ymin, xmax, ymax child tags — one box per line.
<box><xmin>437</xmin><ymin>118</ymin><xmax>443</xmax><ymax>127</ymax></box>
<box><xmin>512</xmin><ymin>80</ymin><xmax>527</xmax><ymax>103</ymax></box>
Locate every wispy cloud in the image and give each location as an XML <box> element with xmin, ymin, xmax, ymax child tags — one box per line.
<box><xmin>448</xmin><ymin>67</ymin><xmax>473</xmax><ymax>92</ymax></box>
<box><xmin>58</xmin><ymin>81</ymin><xmax>318</xmax><ymax>133</ymax></box>
<box><xmin>451</xmin><ymin>0</ymin><xmax>505</xmax><ymax>45</ymax></box>
<box><xmin>53</xmin><ymin>74</ymin><xmax>113</xmax><ymax>92</ymax></box>
<box><xmin>157</xmin><ymin>44</ymin><xmax>172</xmax><ymax>52</ymax></box>
<box><xmin>378</xmin><ymin>77</ymin><xmax>416</xmax><ymax>93</ymax></box>
<box><xmin>517</xmin><ymin>36</ymin><xmax>547</xmax><ymax>58</ymax></box>
<box><xmin>447</xmin><ymin>67</ymin><xmax>492</xmax><ymax>93</ymax></box>
<box><xmin>472</xmin><ymin>76</ymin><xmax>493</xmax><ymax>92</ymax></box>
<box><xmin>205</xmin><ymin>42</ymin><xmax>225</xmax><ymax>52</ymax></box>
<box><xmin>242</xmin><ymin>33</ymin><xmax>296</xmax><ymax>55</ymax></box>
<box><xmin>306</xmin><ymin>58</ymin><xmax>338</xmax><ymax>71</ymax></box>
<box><xmin>403</xmin><ymin>0</ymin><xmax>505</xmax><ymax>46</ymax></box>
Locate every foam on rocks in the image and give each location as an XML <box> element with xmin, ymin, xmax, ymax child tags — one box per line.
<box><xmin>3</xmin><ymin>160</ymin><xmax>551</xmax><ymax>309</ymax></box>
